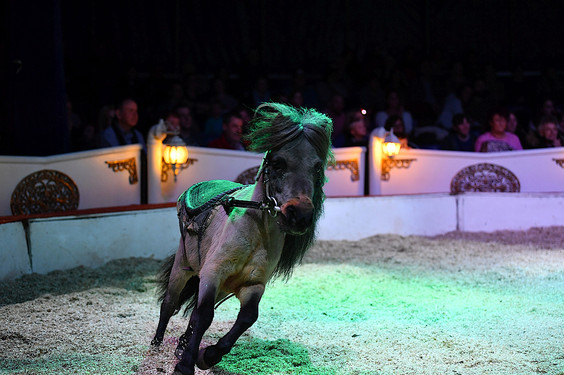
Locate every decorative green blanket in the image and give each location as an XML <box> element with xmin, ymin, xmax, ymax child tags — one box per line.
<box><xmin>179</xmin><ymin>180</ymin><xmax>245</xmax><ymax>212</ymax></box>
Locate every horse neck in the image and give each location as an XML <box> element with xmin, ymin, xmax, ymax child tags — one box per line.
<box><xmin>252</xmin><ymin>171</ymin><xmax>267</xmax><ymax>206</ymax></box>
<box><xmin>251</xmin><ymin>172</ymin><xmax>281</xmax><ymax>232</ymax></box>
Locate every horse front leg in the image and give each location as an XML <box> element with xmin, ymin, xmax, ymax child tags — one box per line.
<box><xmin>173</xmin><ymin>279</ymin><xmax>218</xmax><ymax>375</ymax></box>
<box><xmin>196</xmin><ymin>284</ymin><xmax>265</xmax><ymax>370</ymax></box>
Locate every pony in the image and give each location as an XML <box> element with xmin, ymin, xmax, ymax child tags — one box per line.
<box><xmin>151</xmin><ymin>102</ymin><xmax>334</xmax><ymax>375</ymax></box>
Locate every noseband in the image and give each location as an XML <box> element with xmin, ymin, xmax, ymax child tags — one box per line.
<box><xmin>223</xmin><ymin>151</ymin><xmax>281</xmax><ymax>217</ymax></box>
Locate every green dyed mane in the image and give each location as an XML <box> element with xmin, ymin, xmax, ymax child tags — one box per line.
<box><xmin>246</xmin><ymin>103</ymin><xmax>334</xmax><ymax>280</ymax></box>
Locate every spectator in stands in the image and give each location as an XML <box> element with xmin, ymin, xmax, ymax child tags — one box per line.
<box><xmin>374</xmin><ymin>89</ymin><xmax>414</xmax><ymax>135</ymax></box>
<box><xmin>385</xmin><ymin>114</ymin><xmax>416</xmax><ymax>150</ymax></box>
<box><xmin>475</xmin><ymin>109</ymin><xmax>522</xmax><ymax>152</ymax></box>
<box><xmin>203</xmin><ymin>101</ymin><xmax>224</xmax><ymax>144</ymax></box>
<box><xmin>249</xmin><ymin>76</ymin><xmax>271</xmax><ymax>107</ymax></box>
<box><xmin>207</xmin><ymin>111</ymin><xmax>245</xmax><ymax>150</ymax></box>
<box><xmin>440</xmin><ymin>113</ymin><xmax>477</xmax><ymax>152</ymax></box>
<box><xmin>210</xmin><ymin>77</ymin><xmax>239</xmax><ymax>115</ymax></box>
<box><xmin>437</xmin><ymin>83</ymin><xmax>473</xmax><ymax>130</ymax></box>
<box><xmin>334</xmin><ymin>109</ymin><xmax>369</xmax><ymax>148</ymax></box>
<box><xmin>506</xmin><ymin>111</ymin><xmax>530</xmax><ymax>148</ymax></box>
<box><xmin>175</xmin><ymin>102</ymin><xmax>202</xmax><ymax>146</ymax></box>
<box><xmin>164</xmin><ymin>110</ymin><xmax>180</xmax><ymax>133</ymax></box>
<box><xmin>536</xmin><ymin>116</ymin><xmax>563</xmax><ymax>148</ymax></box>
<box><xmin>324</xmin><ymin>93</ymin><xmax>347</xmax><ymax>145</ymax></box>
<box><xmin>100</xmin><ymin>98</ymin><xmax>146</xmax><ymax>151</ymax></box>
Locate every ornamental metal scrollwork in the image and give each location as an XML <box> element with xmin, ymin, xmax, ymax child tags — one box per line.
<box><xmin>381</xmin><ymin>158</ymin><xmax>417</xmax><ymax>181</ymax></box>
<box><xmin>10</xmin><ymin>169</ymin><xmax>80</xmax><ymax>215</ymax></box>
<box><xmin>553</xmin><ymin>158</ymin><xmax>564</xmax><ymax>168</ymax></box>
<box><xmin>161</xmin><ymin>158</ymin><xmax>198</xmax><ymax>182</ymax></box>
<box><xmin>450</xmin><ymin>163</ymin><xmax>520</xmax><ymax>194</ymax></box>
<box><xmin>235</xmin><ymin>166</ymin><xmax>260</xmax><ymax>185</ymax></box>
<box><xmin>327</xmin><ymin>159</ymin><xmax>360</xmax><ymax>181</ymax></box>
<box><xmin>105</xmin><ymin>157</ymin><xmax>138</xmax><ymax>184</ymax></box>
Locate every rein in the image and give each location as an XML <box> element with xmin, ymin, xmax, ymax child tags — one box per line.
<box><xmin>223</xmin><ymin>152</ymin><xmax>281</xmax><ymax>217</ymax></box>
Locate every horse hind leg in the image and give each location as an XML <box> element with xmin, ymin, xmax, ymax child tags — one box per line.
<box><xmin>151</xmin><ymin>242</ymin><xmax>197</xmax><ymax>347</ymax></box>
<box><xmin>196</xmin><ymin>284</ymin><xmax>265</xmax><ymax>370</ymax></box>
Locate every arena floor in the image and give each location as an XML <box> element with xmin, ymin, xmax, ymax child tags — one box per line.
<box><xmin>1</xmin><ymin>227</ymin><xmax>564</xmax><ymax>375</ymax></box>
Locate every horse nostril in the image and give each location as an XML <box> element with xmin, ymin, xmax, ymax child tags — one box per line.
<box><xmin>285</xmin><ymin>204</ymin><xmax>313</xmax><ymax>229</ymax></box>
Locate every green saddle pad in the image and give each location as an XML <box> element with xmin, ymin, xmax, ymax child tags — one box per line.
<box><xmin>179</xmin><ymin>180</ymin><xmax>245</xmax><ymax>212</ymax></box>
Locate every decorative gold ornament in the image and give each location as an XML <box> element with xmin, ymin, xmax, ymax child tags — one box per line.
<box><xmin>235</xmin><ymin>166</ymin><xmax>260</xmax><ymax>185</ymax></box>
<box><xmin>450</xmin><ymin>163</ymin><xmax>520</xmax><ymax>194</ymax></box>
<box><xmin>327</xmin><ymin>159</ymin><xmax>360</xmax><ymax>181</ymax></box>
<box><xmin>161</xmin><ymin>158</ymin><xmax>198</xmax><ymax>182</ymax></box>
<box><xmin>105</xmin><ymin>157</ymin><xmax>138</xmax><ymax>184</ymax></box>
<box><xmin>381</xmin><ymin>158</ymin><xmax>416</xmax><ymax>181</ymax></box>
<box><xmin>10</xmin><ymin>169</ymin><xmax>79</xmax><ymax>215</ymax></box>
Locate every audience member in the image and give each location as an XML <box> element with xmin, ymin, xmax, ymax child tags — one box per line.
<box><xmin>100</xmin><ymin>98</ymin><xmax>146</xmax><ymax>151</ymax></box>
<box><xmin>436</xmin><ymin>83</ymin><xmax>473</xmax><ymax>130</ymax></box>
<box><xmin>249</xmin><ymin>76</ymin><xmax>271</xmax><ymax>107</ymax></box>
<box><xmin>374</xmin><ymin>90</ymin><xmax>414</xmax><ymax>135</ymax></box>
<box><xmin>164</xmin><ymin>111</ymin><xmax>180</xmax><ymax>133</ymax></box>
<box><xmin>385</xmin><ymin>114</ymin><xmax>416</xmax><ymax>150</ymax></box>
<box><xmin>324</xmin><ymin>93</ymin><xmax>347</xmax><ymax>144</ymax></box>
<box><xmin>288</xmin><ymin>69</ymin><xmax>321</xmax><ymax>110</ymax></box>
<box><xmin>207</xmin><ymin>111</ymin><xmax>245</xmax><ymax>150</ymax></box>
<box><xmin>210</xmin><ymin>78</ymin><xmax>239</xmax><ymax>115</ymax></box>
<box><xmin>334</xmin><ymin>109</ymin><xmax>369</xmax><ymax>148</ymax></box>
<box><xmin>203</xmin><ymin>101</ymin><xmax>224</xmax><ymax>144</ymax></box>
<box><xmin>475</xmin><ymin>109</ymin><xmax>522</xmax><ymax>152</ymax></box>
<box><xmin>440</xmin><ymin>113</ymin><xmax>476</xmax><ymax>152</ymax></box>
<box><xmin>505</xmin><ymin>111</ymin><xmax>530</xmax><ymax>148</ymax></box>
<box><xmin>536</xmin><ymin>116</ymin><xmax>563</xmax><ymax>148</ymax></box>
<box><xmin>175</xmin><ymin>102</ymin><xmax>202</xmax><ymax>146</ymax></box>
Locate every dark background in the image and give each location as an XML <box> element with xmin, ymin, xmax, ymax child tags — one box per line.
<box><xmin>2</xmin><ymin>0</ymin><xmax>564</xmax><ymax>156</ymax></box>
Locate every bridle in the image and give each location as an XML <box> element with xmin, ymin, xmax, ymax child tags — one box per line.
<box><xmin>223</xmin><ymin>151</ymin><xmax>281</xmax><ymax>217</ymax></box>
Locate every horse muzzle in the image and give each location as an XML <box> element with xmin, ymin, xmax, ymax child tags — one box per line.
<box><xmin>279</xmin><ymin>196</ymin><xmax>314</xmax><ymax>235</ymax></box>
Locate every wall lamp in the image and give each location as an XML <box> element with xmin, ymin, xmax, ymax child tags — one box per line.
<box><xmin>161</xmin><ymin>132</ymin><xmax>190</xmax><ymax>182</ymax></box>
<box><xmin>381</xmin><ymin>129</ymin><xmax>416</xmax><ymax>181</ymax></box>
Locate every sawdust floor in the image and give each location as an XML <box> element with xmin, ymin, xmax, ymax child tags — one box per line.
<box><xmin>1</xmin><ymin>227</ymin><xmax>564</xmax><ymax>375</ymax></box>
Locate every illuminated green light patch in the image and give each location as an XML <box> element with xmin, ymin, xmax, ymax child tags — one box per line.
<box><xmin>217</xmin><ymin>338</ymin><xmax>336</xmax><ymax>374</ymax></box>
<box><xmin>211</xmin><ymin>263</ymin><xmax>564</xmax><ymax>374</ymax></box>
<box><xmin>257</xmin><ymin>264</ymin><xmax>564</xmax><ymax>326</ymax></box>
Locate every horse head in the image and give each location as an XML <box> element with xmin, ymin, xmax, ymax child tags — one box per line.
<box><xmin>247</xmin><ymin>103</ymin><xmax>334</xmax><ymax>237</ymax></box>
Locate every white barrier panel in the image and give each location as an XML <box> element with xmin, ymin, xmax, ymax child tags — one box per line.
<box><xmin>458</xmin><ymin>192</ymin><xmax>564</xmax><ymax>232</ymax></box>
<box><xmin>0</xmin><ymin>222</ymin><xmax>30</xmax><ymax>279</ymax></box>
<box><xmin>325</xmin><ymin>147</ymin><xmax>365</xmax><ymax>197</ymax></box>
<box><xmin>0</xmin><ymin>145</ymin><xmax>142</xmax><ymax>216</ymax></box>
<box><xmin>28</xmin><ymin>208</ymin><xmax>179</xmax><ymax>275</ymax></box>
<box><xmin>318</xmin><ymin>194</ymin><xmax>457</xmax><ymax>240</ymax></box>
<box><xmin>5</xmin><ymin>192</ymin><xmax>564</xmax><ymax>280</ymax></box>
<box><xmin>150</xmin><ymin>146</ymin><xmax>366</xmax><ymax>204</ymax></box>
<box><xmin>369</xmin><ymin>136</ymin><xmax>564</xmax><ymax>195</ymax></box>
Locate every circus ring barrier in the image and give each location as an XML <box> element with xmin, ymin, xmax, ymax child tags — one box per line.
<box><xmin>2</xmin><ymin>135</ymin><xmax>564</xmax><ymax>280</ymax></box>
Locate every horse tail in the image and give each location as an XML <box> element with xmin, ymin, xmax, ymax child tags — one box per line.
<box><xmin>157</xmin><ymin>254</ymin><xmax>176</xmax><ymax>303</ymax></box>
<box><xmin>157</xmin><ymin>254</ymin><xmax>200</xmax><ymax>317</ymax></box>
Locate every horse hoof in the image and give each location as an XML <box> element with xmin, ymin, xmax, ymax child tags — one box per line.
<box><xmin>175</xmin><ymin>333</ymin><xmax>190</xmax><ymax>360</ymax></box>
<box><xmin>196</xmin><ymin>348</ymin><xmax>212</xmax><ymax>370</ymax></box>
<box><xmin>173</xmin><ymin>362</ymin><xmax>194</xmax><ymax>375</ymax></box>
<box><xmin>150</xmin><ymin>337</ymin><xmax>162</xmax><ymax>347</ymax></box>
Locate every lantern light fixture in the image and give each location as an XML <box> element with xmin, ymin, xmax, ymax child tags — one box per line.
<box><xmin>162</xmin><ymin>133</ymin><xmax>189</xmax><ymax>182</ymax></box>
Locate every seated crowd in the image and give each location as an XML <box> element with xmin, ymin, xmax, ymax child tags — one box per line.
<box><xmin>68</xmin><ymin>59</ymin><xmax>564</xmax><ymax>154</ymax></box>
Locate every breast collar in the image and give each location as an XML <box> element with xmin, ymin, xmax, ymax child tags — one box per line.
<box><xmin>223</xmin><ymin>151</ymin><xmax>281</xmax><ymax>217</ymax></box>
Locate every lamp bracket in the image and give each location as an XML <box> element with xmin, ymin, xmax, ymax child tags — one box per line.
<box><xmin>162</xmin><ymin>157</ymin><xmax>198</xmax><ymax>182</ymax></box>
<box><xmin>381</xmin><ymin>158</ymin><xmax>417</xmax><ymax>181</ymax></box>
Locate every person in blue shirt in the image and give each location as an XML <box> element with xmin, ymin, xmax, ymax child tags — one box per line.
<box><xmin>100</xmin><ymin>98</ymin><xmax>146</xmax><ymax>152</ymax></box>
